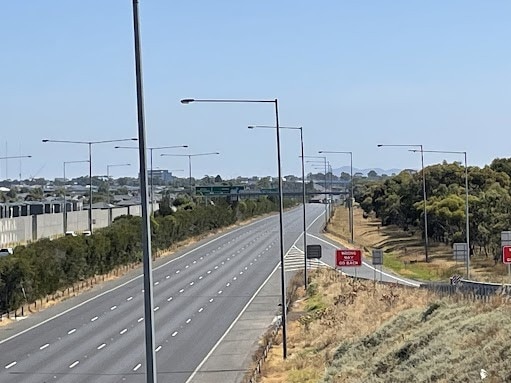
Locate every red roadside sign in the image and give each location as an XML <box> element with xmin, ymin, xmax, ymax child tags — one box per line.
<box><xmin>336</xmin><ymin>249</ymin><xmax>362</xmax><ymax>267</ymax></box>
<box><xmin>503</xmin><ymin>246</ymin><xmax>511</xmax><ymax>264</ymax></box>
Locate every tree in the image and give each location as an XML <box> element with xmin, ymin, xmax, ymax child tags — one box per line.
<box><xmin>214</xmin><ymin>175</ymin><xmax>222</xmax><ymax>183</ymax></box>
<box><xmin>367</xmin><ymin>170</ymin><xmax>378</xmax><ymax>178</ymax></box>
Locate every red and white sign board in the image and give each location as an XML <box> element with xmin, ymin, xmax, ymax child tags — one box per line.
<box><xmin>336</xmin><ymin>249</ymin><xmax>362</xmax><ymax>267</ymax></box>
<box><xmin>503</xmin><ymin>246</ymin><xmax>511</xmax><ymax>264</ymax></box>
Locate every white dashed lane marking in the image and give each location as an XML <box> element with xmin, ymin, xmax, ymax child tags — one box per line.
<box><xmin>97</xmin><ymin>343</ymin><xmax>106</xmax><ymax>350</ymax></box>
<box><xmin>172</xmin><ymin>331</ymin><xmax>178</xmax><ymax>337</ymax></box>
<box><xmin>91</xmin><ymin>316</ymin><xmax>98</xmax><ymax>322</ymax></box>
<box><xmin>127</xmin><ymin>296</ymin><xmax>133</xmax><ymax>301</ymax></box>
<box><xmin>110</xmin><ymin>306</ymin><xmax>117</xmax><ymax>311</ymax></box>
<box><xmin>5</xmin><ymin>362</ymin><xmax>16</xmax><ymax>369</ymax></box>
<box><xmin>40</xmin><ymin>343</ymin><xmax>49</xmax><ymax>350</ymax></box>
<box><xmin>67</xmin><ymin>329</ymin><xmax>76</xmax><ymax>335</ymax></box>
<box><xmin>69</xmin><ymin>361</ymin><xmax>79</xmax><ymax>369</ymax></box>
<box><xmin>133</xmin><ymin>363</ymin><xmax>142</xmax><ymax>371</ymax></box>
<box><xmin>138</xmin><ymin>317</ymin><xmax>144</xmax><ymax>323</ymax></box>
<box><xmin>186</xmin><ymin>318</ymin><xmax>191</xmax><ymax>324</ymax></box>
<box><xmin>120</xmin><ymin>329</ymin><xmax>128</xmax><ymax>335</ymax></box>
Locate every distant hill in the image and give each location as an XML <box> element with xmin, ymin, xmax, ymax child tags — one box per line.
<box><xmin>332</xmin><ymin>166</ymin><xmax>403</xmax><ymax>176</ymax></box>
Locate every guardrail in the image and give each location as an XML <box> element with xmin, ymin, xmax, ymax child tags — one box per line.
<box><xmin>243</xmin><ymin>316</ymin><xmax>282</xmax><ymax>383</ymax></box>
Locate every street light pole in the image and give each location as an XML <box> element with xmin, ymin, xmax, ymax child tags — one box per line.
<box><xmin>181</xmin><ymin>97</ymin><xmax>289</xmax><ymax>359</ymax></box>
<box><xmin>248</xmin><ymin>125</ymin><xmax>308</xmax><ymax>288</ymax></box>
<box><xmin>319</xmin><ymin>150</ymin><xmax>354</xmax><ymax>243</ymax></box>
<box><xmin>115</xmin><ymin>145</ymin><xmax>187</xmax><ymax>213</ymax></box>
<box><xmin>63</xmin><ymin>160</ymin><xmax>89</xmax><ymax>233</ymax></box>
<box><xmin>42</xmin><ymin>138</ymin><xmax>137</xmax><ymax>233</ymax></box>
<box><xmin>106</xmin><ymin>163</ymin><xmax>131</xmax><ymax>204</ymax></box>
<box><xmin>410</xmin><ymin>149</ymin><xmax>470</xmax><ymax>278</ymax></box>
<box><xmin>378</xmin><ymin>144</ymin><xmax>429</xmax><ymax>262</ymax></box>
<box><xmin>131</xmin><ymin>0</ymin><xmax>157</xmax><ymax>381</ymax></box>
<box><xmin>160</xmin><ymin>152</ymin><xmax>220</xmax><ymax>196</ymax></box>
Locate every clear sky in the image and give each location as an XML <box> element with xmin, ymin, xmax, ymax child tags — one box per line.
<box><xmin>2</xmin><ymin>1</ymin><xmax>510</xmax><ymax>181</ymax></box>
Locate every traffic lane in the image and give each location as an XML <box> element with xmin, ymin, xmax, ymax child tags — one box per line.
<box><xmin>0</xmin><ymin>206</ymin><xmax>311</xmax><ymax>382</ymax></box>
<box><xmin>0</xmin><ymin>214</ymin><xmax>281</xmax><ymax>375</ymax></box>
<box><xmin>305</xmin><ymin>232</ymin><xmax>421</xmax><ymax>287</ymax></box>
<box><xmin>151</xmin><ymin>249</ymin><xmax>282</xmax><ymax>383</ymax></box>
<box><xmin>65</xmin><ymin>221</ymin><xmax>285</xmax><ymax>382</ymax></box>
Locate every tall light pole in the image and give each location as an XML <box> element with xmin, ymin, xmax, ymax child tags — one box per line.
<box><xmin>319</xmin><ymin>150</ymin><xmax>354</xmax><ymax>243</ymax></box>
<box><xmin>249</xmin><ymin>125</ymin><xmax>309</xmax><ymax>288</ymax></box>
<box><xmin>115</xmin><ymin>145</ymin><xmax>187</xmax><ymax>213</ymax></box>
<box><xmin>377</xmin><ymin>144</ymin><xmax>429</xmax><ymax>262</ymax></box>
<box><xmin>410</xmin><ymin>149</ymin><xmax>470</xmax><ymax>278</ymax></box>
<box><xmin>63</xmin><ymin>160</ymin><xmax>89</xmax><ymax>233</ymax></box>
<box><xmin>106</xmin><ymin>163</ymin><xmax>131</xmax><ymax>204</ymax></box>
<box><xmin>160</xmin><ymin>152</ymin><xmax>220</xmax><ymax>195</ymax></box>
<box><xmin>181</xmin><ymin>97</ymin><xmax>290</xmax><ymax>359</ymax></box>
<box><xmin>131</xmin><ymin>0</ymin><xmax>157</xmax><ymax>381</ymax></box>
<box><xmin>42</xmin><ymin>138</ymin><xmax>137</xmax><ymax>233</ymax></box>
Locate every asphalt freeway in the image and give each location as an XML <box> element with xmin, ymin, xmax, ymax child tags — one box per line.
<box><xmin>0</xmin><ymin>204</ymin><xmax>419</xmax><ymax>383</ymax></box>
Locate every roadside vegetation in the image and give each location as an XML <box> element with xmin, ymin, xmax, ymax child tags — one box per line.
<box><xmin>0</xmin><ymin>195</ymin><xmax>298</xmax><ymax>315</ymax></box>
<box><xmin>256</xmin><ymin>269</ymin><xmax>511</xmax><ymax>383</ymax></box>
<box><xmin>354</xmin><ymin>157</ymin><xmax>511</xmax><ymax>267</ymax></box>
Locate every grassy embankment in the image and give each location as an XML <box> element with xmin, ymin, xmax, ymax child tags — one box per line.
<box><xmin>326</xmin><ymin>206</ymin><xmax>510</xmax><ymax>283</ymax></box>
<box><xmin>250</xmin><ymin>206</ymin><xmax>511</xmax><ymax>382</ymax></box>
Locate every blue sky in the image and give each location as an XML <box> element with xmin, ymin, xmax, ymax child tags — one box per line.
<box><xmin>2</xmin><ymin>1</ymin><xmax>510</xmax><ymax>180</ymax></box>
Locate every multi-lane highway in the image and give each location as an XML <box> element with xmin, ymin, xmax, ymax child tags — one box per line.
<box><xmin>0</xmin><ymin>204</ymin><xmax>418</xmax><ymax>382</ymax></box>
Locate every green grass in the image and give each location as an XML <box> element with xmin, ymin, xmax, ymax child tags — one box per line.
<box><xmin>382</xmin><ymin>252</ymin><xmax>443</xmax><ymax>281</ymax></box>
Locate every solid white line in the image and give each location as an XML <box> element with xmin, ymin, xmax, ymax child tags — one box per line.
<box><xmin>69</xmin><ymin>361</ymin><xmax>79</xmax><ymax>369</ymax></box>
<box><xmin>184</xmin><ymin>256</ymin><xmax>285</xmax><ymax>383</ymax></box>
<box><xmin>40</xmin><ymin>343</ymin><xmax>49</xmax><ymax>350</ymax></box>
<box><xmin>91</xmin><ymin>316</ymin><xmax>98</xmax><ymax>322</ymax></box>
<box><xmin>67</xmin><ymin>329</ymin><xmax>76</xmax><ymax>335</ymax></box>
<box><xmin>155</xmin><ymin>345</ymin><xmax>162</xmax><ymax>352</ymax></box>
<box><xmin>0</xmin><ymin>212</ymin><xmax>279</xmax><ymax>346</ymax></box>
<box><xmin>97</xmin><ymin>343</ymin><xmax>106</xmax><ymax>350</ymax></box>
<box><xmin>306</xmin><ymin>233</ymin><xmax>421</xmax><ymax>287</ymax></box>
<box><xmin>120</xmin><ymin>329</ymin><xmax>127</xmax><ymax>335</ymax></box>
<box><xmin>5</xmin><ymin>362</ymin><xmax>16</xmax><ymax>369</ymax></box>
<box><xmin>133</xmin><ymin>363</ymin><xmax>142</xmax><ymax>371</ymax></box>
<box><xmin>172</xmin><ymin>331</ymin><xmax>178</xmax><ymax>337</ymax></box>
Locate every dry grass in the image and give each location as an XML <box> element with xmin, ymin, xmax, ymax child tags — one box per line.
<box><xmin>326</xmin><ymin>206</ymin><xmax>509</xmax><ymax>282</ymax></box>
<box><xmin>257</xmin><ymin>269</ymin><xmax>511</xmax><ymax>383</ymax></box>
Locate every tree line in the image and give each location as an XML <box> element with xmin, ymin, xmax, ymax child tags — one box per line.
<box><xmin>0</xmin><ymin>195</ymin><xmax>298</xmax><ymax>314</ymax></box>
<box><xmin>356</xmin><ymin>157</ymin><xmax>511</xmax><ymax>261</ymax></box>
